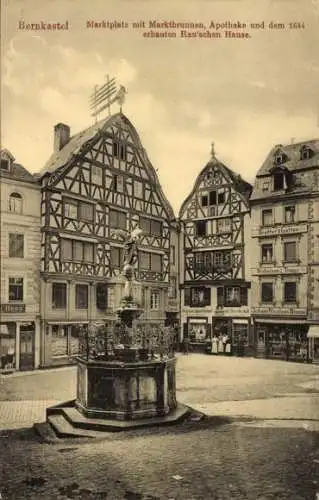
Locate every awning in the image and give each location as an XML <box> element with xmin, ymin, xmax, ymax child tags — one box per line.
<box><xmin>307</xmin><ymin>326</ymin><xmax>319</xmax><ymax>338</ymax></box>
<box><xmin>254</xmin><ymin>319</ymin><xmax>306</xmax><ymax>324</ymax></box>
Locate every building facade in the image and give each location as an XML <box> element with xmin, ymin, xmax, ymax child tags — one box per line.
<box><xmin>0</xmin><ymin>149</ymin><xmax>41</xmax><ymax>371</ymax></box>
<box><xmin>250</xmin><ymin>139</ymin><xmax>319</xmax><ymax>362</ymax></box>
<box><xmin>37</xmin><ymin>113</ymin><xmax>178</xmax><ymax>367</ymax></box>
<box><xmin>179</xmin><ymin>147</ymin><xmax>253</xmax><ymax>354</ymax></box>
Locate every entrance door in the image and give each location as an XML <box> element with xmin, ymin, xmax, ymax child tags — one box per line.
<box><xmin>256</xmin><ymin>328</ymin><xmax>266</xmax><ymax>358</ymax></box>
<box><xmin>20</xmin><ymin>330</ymin><xmax>34</xmax><ymax>370</ymax></box>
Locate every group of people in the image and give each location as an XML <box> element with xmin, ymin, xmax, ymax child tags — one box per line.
<box><xmin>211</xmin><ymin>334</ymin><xmax>231</xmax><ymax>355</ymax></box>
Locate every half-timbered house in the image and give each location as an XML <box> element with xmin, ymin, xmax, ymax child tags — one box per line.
<box><xmin>179</xmin><ymin>146</ymin><xmax>253</xmax><ymax>353</ymax></box>
<box><xmin>37</xmin><ymin>113</ymin><xmax>177</xmax><ymax>367</ymax></box>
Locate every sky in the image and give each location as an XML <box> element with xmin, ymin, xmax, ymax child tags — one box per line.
<box><xmin>1</xmin><ymin>0</ymin><xmax>319</xmax><ymax>215</ymax></box>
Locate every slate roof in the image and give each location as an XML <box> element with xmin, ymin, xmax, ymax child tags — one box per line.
<box><xmin>0</xmin><ymin>155</ymin><xmax>37</xmax><ymax>184</ymax></box>
<box><xmin>256</xmin><ymin>139</ymin><xmax>319</xmax><ymax>177</ymax></box>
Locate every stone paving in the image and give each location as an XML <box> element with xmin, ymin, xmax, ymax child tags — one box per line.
<box><xmin>0</xmin><ymin>354</ymin><xmax>318</xmax><ymax>499</ymax></box>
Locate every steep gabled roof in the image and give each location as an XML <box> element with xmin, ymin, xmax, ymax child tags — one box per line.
<box><xmin>37</xmin><ymin>113</ymin><xmax>175</xmax><ymax>219</ymax></box>
<box><xmin>179</xmin><ymin>155</ymin><xmax>252</xmax><ymax>218</ymax></box>
<box><xmin>256</xmin><ymin>139</ymin><xmax>319</xmax><ymax>177</ymax></box>
<box><xmin>0</xmin><ymin>148</ymin><xmax>37</xmax><ymax>184</ymax></box>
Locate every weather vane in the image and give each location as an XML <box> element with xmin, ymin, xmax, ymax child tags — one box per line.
<box><xmin>90</xmin><ymin>75</ymin><xmax>127</xmax><ymax>122</ymax></box>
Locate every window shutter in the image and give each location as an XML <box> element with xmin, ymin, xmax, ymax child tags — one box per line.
<box><xmin>184</xmin><ymin>288</ymin><xmax>190</xmax><ymax>306</ymax></box>
<box><xmin>204</xmin><ymin>287</ymin><xmax>211</xmax><ymax>305</ymax></box>
<box><xmin>240</xmin><ymin>287</ymin><xmax>248</xmax><ymax>306</ymax></box>
<box><xmin>217</xmin><ymin>287</ymin><xmax>224</xmax><ymax>307</ymax></box>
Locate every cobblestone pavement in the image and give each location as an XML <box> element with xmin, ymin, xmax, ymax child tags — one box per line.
<box><xmin>0</xmin><ymin>355</ymin><xmax>318</xmax><ymax>499</ymax></box>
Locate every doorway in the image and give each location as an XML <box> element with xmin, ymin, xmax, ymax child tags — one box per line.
<box><xmin>20</xmin><ymin>324</ymin><xmax>34</xmax><ymax>370</ymax></box>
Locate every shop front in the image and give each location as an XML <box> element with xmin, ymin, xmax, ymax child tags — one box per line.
<box><xmin>0</xmin><ymin>323</ymin><xmax>16</xmax><ymax>372</ymax></box>
<box><xmin>48</xmin><ymin>322</ymin><xmax>84</xmax><ymax>365</ymax></box>
<box><xmin>255</xmin><ymin>321</ymin><xmax>309</xmax><ymax>362</ymax></box>
<box><xmin>307</xmin><ymin>326</ymin><xmax>319</xmax><ymax>364</ymax></box>
<box><xmin>0</xmin><ymin>321</ymin><xmax>37</xmax><ymax>371</ymax></box>
<box><xmin>185</xmin><ymin>317</ymin><xmax>210</xmax><ymax>352</ymax></box>
<box><xmin>211</xmin><ymin>317</ymin><xmax>251</xmax><ymax>356</ymax></box>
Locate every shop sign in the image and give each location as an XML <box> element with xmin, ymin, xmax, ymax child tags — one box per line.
<box><xmin>252</xmin><ymin>266</ymin><xmax>307</xmax><ymax>275</ymax></box>
<box><xmin>252</xmin><ymin>306</ymin><xmax>307</xmax><ymax>316</ymax></box>
<box><xmin>252</xmin><ymin>223</ymin><xmax>307</xmax><ymax>238</ymax></box>
<box><xmin>214</xmin><ymin>308</ymin><xmax>249</xmax><ymax>316</ymax></box>
<box><xmin>0</xmin><ymin>303</ymin><xmax>26</xmax><ymax>313</ymax></box>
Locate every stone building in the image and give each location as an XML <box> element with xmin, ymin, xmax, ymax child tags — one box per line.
<box><xmin>179</xmin><ymin>146</ymin><xmax>253</xmax><ymax>354</ymax></box>
<box><xmin>36</xmin><ymin>113</ymin><xmax>179</xmax><ymax>367</ymax></box>
<box><xmin>250</xmin><ymin>139</ymin><xmax>319</xmax><ymax>362</ymax></box>
<box><xmin>0</xmin><ymin>149</ymin><xmax>41</xmax><ymax>371</ymax></box>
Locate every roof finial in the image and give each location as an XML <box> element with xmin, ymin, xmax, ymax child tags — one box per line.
<box><xmin>211</xmin><ymin>142</ymin><xmax>215</xmax><ymax>159</ymax></box>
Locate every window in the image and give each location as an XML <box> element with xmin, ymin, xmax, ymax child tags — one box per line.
<box><xmin>61</xmin><ymin>239</ymin><xmax>94</xmax><ymax>263</ymax></box>
<box><xmin>262</xmin><ymin>181</ymin><xmax>270</xmax><ymax>192</ymax></box>
<box><xmin>195</xmin><ymin>220</ymin><xmax>207</xmax><ymax>236</ymax></box>
<box><xmin>217</xmin><ymin>287</ymin><xmax>247</xmax><ymax>307</ymax></box>
<box><xmin>262</xmin><ymin>209</ymin><xmax>273</xmax><ymax>226</ymax></box>
<box><xmin>1</xmin><ymin>159</ymin><xmax>9</xmax><ymax>170</ymax></box>
<box><xmin>284</xmin><ymin>241</ymin><xmax>296</xmax><ymax>262</ymax></box>
<box><xmin>96</xmin><ymin>283</ymin><xmax>108</xmax><ymax>310</ymax></box>
<box><xmin>78</xmin><ymin>201</ymin><xmax>94</xmax><ymax>222</ymax></box>
<box><xmin>261</xmin><ymin>244</ymin><xmax>273</xmax><ymax>263</ymax></box>
<box><xmin>284</xmin><ymin>282</ymin><xmax>297</xmax><ymax>303</ymax></box>
<box><xmin>113</xmin><ymin>142</ymin><xmax>118</xmax><ymax>157</ymax></box>
<box><xmin>191</xmin><ymin>287</ymin><xmax>211</xmax><ymax>307</ymax></box>
<box><xmin>261</xmin><ymin>283</ymin><xmax>273</xmax><ymax>303</ymax></box>
<box><xmin>92</xmin><ymin>166</ymin><xmax>102</xmax><ymax>183</ymax></box>
<box><xmin>151</xmin><ymin>290</ymin><xmax>160</xmax><ymax>310</ymax></box>
<box><xmin>120</xmin><ymin>144</ymin><xmax>127</xmax><ymax>160</ymax></box>
<box><xmin>201</xmin><ymin>194</ymin><xmax>208</xmax><ymax>207</ymax></box>
<box><xmin>217</xmin><ymin>218</ymin><xmax>231</xmax><ymax>234</ymax></box>
<box><xmin>9</xmin><ymin>193</ymin><xmax>22</xmax><ymax>213</ymax></box>
<box><xmin>214</xmin><ymin>251</ymin><xmax>231</xmax><ymax>271</ymax></box>
<box><xmin>140</xmin><ymin>217</ymin><xmax>162</xmax><ymax>236</ymax></box>
<box><xmin>218</xmin><ymin>191</ymin><xmax>225</xmax><ymax>204</ymax></box>
<box><xmin>109</xmin><ymin>209</ymin><xmax>126</xmax><ymax>230</ymax></box>
<box><xmin>285</xmin><ymin>206</ymin><xmax>295</xmax><ymax>223</ymax></box>
<box><xmin>170</xmin><ymin>245</ymin><xmax>176</xmax><ymax>265</ymax></box>
<box><xmin>110</xmin><ymin>246</ymin><xmax>124</xmax><ymax>268</ymax></box>
<box><xmin>274</xmin><ymin>173</ymin><xmax>284</xmax><ymax>191</ymax></box>
<box><xmin>113</xmin><ymin>174</ymin><xmax>124</xmax><ymax>193</ymax></box>
<box><xmin>134</xmin><ymin>180</ymin><xmax>143</xmax><ymax>198</ymax></box>
<box><xmin>9</xmin><ymin>278</ymin><xmax>23</xmax><ymax>301</ymax></box>
<box><xmin>300</xmin><ymin>148</ymin><xmax>312</xmax><ymax>160</ymax></box>
<box><xmin>75</xmin><ymin>284</ymin><xmax>88</xmax><ymax>309</ymax></box>
<box><xmin>225</xmin><ymin>287</ymin><xmax>241</xmax><ymax>306</ymax></box>
<box><xmin>52</xmin><ymin>283</ymin><xmax>67</xmax><ymax>309</ymax></box>
<box><xmin>64</xmin><ymin>200</ymin><xmax>77</xmax><ymax>219</ymax></box>
<box><xmin>209</xmin><ymin>190</ymin><xmax>217</xmax><ymax>205</ymax></box>
<box><xmin>139</xmin><ymin>252</ymin><xmax>162</xmax><ymax>272</ymax></box>
<box><xmin>9</xmin><ymin>234</ymin><xmax>24</xmax><ymax>258</ymax></box>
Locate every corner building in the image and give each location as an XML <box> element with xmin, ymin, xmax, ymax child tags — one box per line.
<box><xmin>250</xmin><ymin>139</ymin><xmax>319</xmax><ymax>362</ymax></box>
<box><xmin>0</xmin><ymin>149</ymin><xmax>41</xmax><ymax>371</ymax></box>
<box><xmin>38</xmin><ymin>113</ymin><xmax>178</xmax><ymax>367</ymax></box>
<box><xmin>179</xmin><ymin>147</ymin><xmax>253</xmax><ymax>354</ymax></box>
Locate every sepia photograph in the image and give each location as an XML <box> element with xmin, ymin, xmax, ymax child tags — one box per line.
<box><xmin>1</xmin><ymin>0</ymin><xmax>319</xmax><ymax>498</ymax></box>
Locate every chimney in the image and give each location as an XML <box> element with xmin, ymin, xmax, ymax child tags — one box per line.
<box><xmin>54</xmin><ymin>123</ymin><xmax>70</xmax><ymax>152</ymax></box>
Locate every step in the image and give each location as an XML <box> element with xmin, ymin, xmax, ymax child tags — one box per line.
<box><xmin>33</xmin><ymin>421</ymin><xmax>60</xmax><ymax>443</ymax></box>
<box><xmin>47</xmin><ymin>414</ymin><xmax>103</xmax><ymax>439</ymax></box>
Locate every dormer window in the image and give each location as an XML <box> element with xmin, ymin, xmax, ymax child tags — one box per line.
<box><xmin>274</xmin><ymin>172</ymin><xmax>284</xmax><ymax>191</ymax></box>
<box><xmin>1</xmin><ymin>149</ymin><xmax>15</xmax><ymax>172</ymax></box>
<box><xmin>274</xmin><ymin>154</ymin><xmax>284</xmax><ymax>165</ymax></box>
<box><xmin>300</xmin><ymin>147</ymin><xmax>313</xmax><ymax>160</ymax></box>
<box><xmin>1</xmin><ymin>159</ymin><xmax>9</xmax><ymax>171</ymax></box>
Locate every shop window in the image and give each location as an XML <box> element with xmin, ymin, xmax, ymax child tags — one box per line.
<box><xmin>261</xmin><ymin>244</ymin><xmax>273</xmax><ymax>263</ymax></box>
<box><xmin>0</xmin><ymin>323</ymin><xmax>16</xmax><ymax>370</ymax></box>
<box><xmin>150</xmin><ymin>290</ymin><xmax>160</xmax><ymax>310</ymax></box>
<box><xmin>262</xmin><ymin>209</ymin><xmax>273</xmax><ymax>226</ymax></box>
<box><xmin>109</xmin><ymin>208</ymin><xmax>126</xmax><ymax>230</ymax></box>
<box><xmin>75</xmin><ymin>284</ymin><xmax>88</xmax><ymax>309</ymax></box>
<box><xmin>285</xmin><ymin>206</ymin><xmax>295</xmax><ymax>224</ymax></box>
<box><xmin>284</xmin><ymin>282</ymin><xmax>297</xmax><ymax>303</ymax></box>
<box><xmin>284</xmin><ymin>241</ymin><xmax>297</xmax><ymax>262</ymax></box>
<box><xmin>140</xmin><ymin>217</ymin><xmax>162</xmax><ymax>236</ymax></box>
<box><xmin>110</xmin><ymin>246</ymin><xmax>124</xmax><ymax>268</ymax></box>
<box><xmin>96</xmin><ymin>283</ymin><xmax>108</xmax><ymax>310</ymax></box>
<box><xmin>261</xmin><ymin>283</ymin><xmax>273</xmax><ymax>303</ymax></box>
<box><xmin>51</xmin><ymin>325</ymin><xmax>68</xmax><ymax>357</ymax></box>
<box><xmin>233</xmin><ymin>323</ymin><xmax>249</xmax><ymax>346</ymax></box>
<box><xmin>52</xmin><ymin>283</ymin><xmax>67</xmax><ymax>309</ymax></box>
<box><xmin>9</xmin><ymin>278</ymin><xmax>23</xmax><ymax>301</ymax></box>
<box><xmin>9</xmin><ymin>233</ymin><xmax>24</xmax><ymax>258</ymax></box>
<box><xmin>195</xmin><ymin>220</ymin><xmax>207</xmax><ymax>236</ymax></box>
<box><xmin>188</xmin><ymin>323</ymin><xmax>208</xmax><ymax>342</ymax></box>
<box><xmin>9</xmin><ymin>192</ymin><xmax>22</xmax><ymax>213</ymax></box>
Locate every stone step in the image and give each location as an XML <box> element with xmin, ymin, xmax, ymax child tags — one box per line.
<box><xmin>47</xmin><ymin>414</ymin><xmax>102</xmax><ymax>439</ymax></box>
<box><xmin>33</xmin><ymin>421</ymin><xmax>60</xmax><ymax>443</ymax></box>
